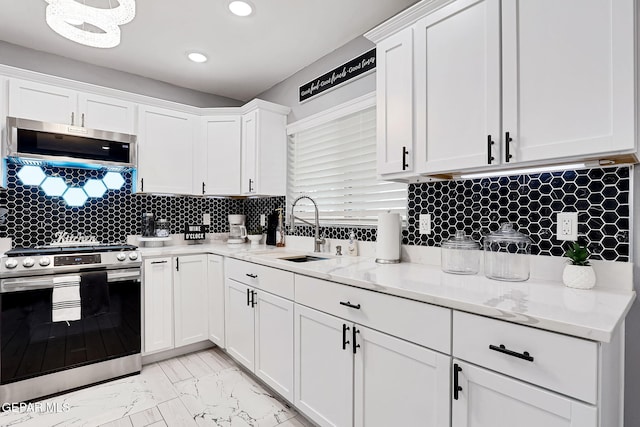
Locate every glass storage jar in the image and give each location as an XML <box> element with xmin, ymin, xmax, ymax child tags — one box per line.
<box><xmin>155</xmin><ymin>219</ymin><xmax>170</xmax><ymax>238</ymax></box>
<box><xmin>441</xmin><ymin>230</ymin><xmax>480</xmax><ymax>275</ymax></box>
<box><xmin>483</xmin><ymin>223</ymin><xmax>532</xmax><ymax>282</ymax></box>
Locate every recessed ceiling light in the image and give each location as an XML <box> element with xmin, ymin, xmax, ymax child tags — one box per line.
<box><xmin>228</xmin><ymin>1</ymin><xmax>253</xmax><ymax>17</ymax></box>
<box><xmin>188</xmin><ymin>52</ymin><xmax>208</xmax><ymax>63</ymax></box>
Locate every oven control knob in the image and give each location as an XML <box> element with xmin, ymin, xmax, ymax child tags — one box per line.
<box><xmin>5</xmin><ymin>259</ymin><xmax>17</xmax><ymax>269</ymax></box>
<box><xmin>39</xmin><ymin>257</ymin><xmax>51</xmax><ymax>267</ymax></box>
<box><xmin>128</xmin><ymin>252</ymin><xmax>139</xmax><ymax>261</ymax></box>
<box><xmin>116</xmin><ymin>253</ymin><xmax>127</xmax><ymax>261</ymax></box>
<box><xmin>23</xmin><ymin>258</ymin><xmax>35</xmax><ymax>268</ymax></box>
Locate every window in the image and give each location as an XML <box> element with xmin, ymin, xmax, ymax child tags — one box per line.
<box><xmin>287</xmin><ymin>95</ymin><xmax>407</xmax><ymax>226</ymax></box>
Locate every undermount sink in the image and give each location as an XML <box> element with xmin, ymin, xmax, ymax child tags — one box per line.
<box><xmin>278</xmin><ymin>255</ymin><xmax>329</xmax><ymax>263</ymax></box>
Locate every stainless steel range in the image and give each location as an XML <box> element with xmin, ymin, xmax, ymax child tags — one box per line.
<box><xmin>0</xmin><ymin>244</ymin><xmax>142</xmax><ymax>403</ymax></box>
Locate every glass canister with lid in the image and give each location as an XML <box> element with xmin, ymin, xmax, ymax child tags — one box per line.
<box><xmin>155</xmin><ymin>219</ymin><xmax>170</xmax><ymax>238</ymax></box>
<box><xmin>441</xmin><ymin>230</ymin><xmax>481</xmax><ymax>275</ymax></box>
<box><xmin>483</xmin><ymin>223</ymin><xmax>532</xmax><ymax>282</ymax></box>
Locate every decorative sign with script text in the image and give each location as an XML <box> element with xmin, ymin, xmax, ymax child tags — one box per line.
<box><xmin>299</xmin><ymin>48</ymin><xmax>376</xmax><ymax>103</ymax></box>
<box><xmin>184</xmin><ymin>224</ymin><xmax>206</xmax><ymax>241</ymax></box>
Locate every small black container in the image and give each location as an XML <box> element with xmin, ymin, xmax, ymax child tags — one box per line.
<box><xmin>266</xmin><ymin>210</ymin><xmax>279</xmax><ymax>245</ymax></box>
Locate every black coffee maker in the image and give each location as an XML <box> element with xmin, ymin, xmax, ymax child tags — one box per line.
<box><xmin>266</xmin><ymin>210</ymin><xmax>279</xmax><ymax>245</ymax></box>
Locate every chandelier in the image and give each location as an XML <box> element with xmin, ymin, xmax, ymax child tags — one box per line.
<box><xmin>44</xmin><ymin>0</ymin><xmax>136</xmax><ymax>48</ymax></box>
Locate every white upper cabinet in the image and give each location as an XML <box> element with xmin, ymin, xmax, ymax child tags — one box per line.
<box><xmin>9</xmin><ymin>78</ymin><xmax>135</xmax><ymax>134</ymax></box>
<box><xmin>376</xmin><ymin>27</ymin><xmax>415</xmax><ymax>177</ymax></box>
<box><xmin>501</xmin><ymin>0</ymin><xmax>635</xmax><ymax>164</ymax></box>
<box><xmin>137</xmin><ymin>105</ymin><xmax>196</xmax><ymax>194</ymax></box>
<box><xmin>414</xmin><ymin>0</ymin><xmax>501</xmax><ymax>174</ymax></box>
<box><xmin>198</xmin><ymin>115</ymin><xmax>242</xmax><ymax>195</ymax></box>
<box><xmin>240</xmin><ymin>105</ymin><xmax>288</xmax><ymax>196</ymax></box>
<box><xmin>369</xmin><ymin>0</ymin><xmax>637</xmax><ymax>176</ymax></box>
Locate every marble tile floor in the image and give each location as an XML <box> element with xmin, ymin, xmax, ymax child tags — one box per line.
<box><xmin>0</xmin><ymin>348</ymin><xmax>315</xmax><ymax>427</ymax></box>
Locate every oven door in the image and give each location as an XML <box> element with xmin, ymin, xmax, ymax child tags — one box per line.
<box><xmin>0</xmin><ymin>268</ymin><xmax>141</xmax><ymax>385</ymax></box>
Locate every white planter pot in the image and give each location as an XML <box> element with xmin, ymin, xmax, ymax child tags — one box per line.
<box><xmin>562</xmin><ymin>264</ymin><xmax>596</xmax><ymax>289</ymax></box>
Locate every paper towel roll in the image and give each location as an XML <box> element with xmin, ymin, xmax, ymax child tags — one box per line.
<box><xmin>376</xmin><ymin>213</ymin><xmax>401</xmax><ymax>263</ymax></box>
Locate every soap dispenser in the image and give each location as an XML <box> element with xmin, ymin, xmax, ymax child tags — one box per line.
<box><xmin>276</xmin><ymin>208</ymin><xmax>285</xmax><ymax>247</ymax></box>
<box><xmin>347</xmin><ymin>231</ymin><xmax>358</xmax><ymax>256</ymax></box>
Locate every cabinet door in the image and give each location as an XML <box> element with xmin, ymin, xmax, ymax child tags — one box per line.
<box><xmin>173</xmin><ymin>255</ymin><xmax>208</xmax><ymax>347</ymax></box>
<box><xmin>207</xmin><ymin>254</ymin><xmax>225</xmax><ymax>348</ymax></box>
<box><xmin>78</xmin><ymin>92</ymin><xmax>136</xmax><ymax>134</ymax></box>
<box><xmin>294</xmin><ymin>304</ymin><xmax>353</xmax><ymax>427</ymax></box>
<box><xmin>254</xmin><ymin>290</ymin><xmax>294</xmax><ymax>402</ymax></box>
<box><xmin>225</xmin><ymin>279</ymin><xmax>255</xmax><ymax>370</ymax></box>
<box><xmin>376</xmin><ymin>27</ymin><xmax>414</xmax><ymax>176</ymax></box>
<box><xmin>353</xmin><ymin>325</ymin><xmax>450</xmax><ymax>427</ymax></box>
<box><xmin>143</xmin><ymin>257</ymin><xmax>173</xmax><ymax>354</ymax></box>
<box><xmin>452</xmin><ymin>360</ymin><xmax>597</xmax><ymax>427</ymax></box>
<box><xmin>137</xmin><ymin>105</ymin><xmax>196</xmax><ymax>194</ymax></box>
<box><xmin>414</xmin><ymin>0</ymin><xmax>501</xmax><ymax>174</ymax></box>
<box><xmin>241</xmin><ymin>110</ymin><xmax>258</xmax><ymax>195</ymax></box>
<box><xmin>201</xmin><ymin>115</ymin><xmax>241</xmax><ymax>195</ymax></box>
<box><xmin>501</xmin><ymin>0</ymin><xmax>635</xmax><ymax>163</ymax></box>
<box><xmin>8</xmin><ymin>79</ymin><xmax>77</xmax><ymax>125</ymax></box>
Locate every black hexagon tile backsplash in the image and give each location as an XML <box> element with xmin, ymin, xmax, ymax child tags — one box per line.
<box><xmin>0</xmin><ymin>163</ymin><xmax>630</xmax><ymax>262</ymax></box>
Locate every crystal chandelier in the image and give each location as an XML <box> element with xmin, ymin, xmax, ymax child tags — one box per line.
<box><xmin>44</xmin><ymin>0</ymin><xmax>136</xmax><ymax>48</ymax></box>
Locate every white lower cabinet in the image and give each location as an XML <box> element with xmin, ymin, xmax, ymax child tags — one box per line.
<box><xmin>143</xmin><ymin>257</ymin><xmax>173</xmax><ymax>354</ymax></box>
<box><xmin>452</xmin><ymin>360</ymin><xmax>596</xmax><ymax>427</ymax></box>
<box><xmin>207</xmin><ymin>254</ymin><xmax>225</xmax><ymax>347</ymax></box>
<box><xmin>294</xmin><ymin>303</ymin><xmax>450</xmax><ymax>427</ymax></box>
<box><xmin>173</xmin><ymin>254</ymin><xmax>208</xmax><ymax>347</ymax></box>
<box><xmin>224</xmin><ymin>264</ymin><xmax>294</xmax><ymax>402</ymax></box>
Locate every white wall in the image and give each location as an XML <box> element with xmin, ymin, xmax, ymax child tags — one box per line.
<box><xmin>256</xmin><ymin>36</ymin><xmax>376</xmax><ymax>122</ymax></box>
<box><xmin>0</xmin><ymin>41</ymin><xmax>242</xmax><ymax>108</ymax></box>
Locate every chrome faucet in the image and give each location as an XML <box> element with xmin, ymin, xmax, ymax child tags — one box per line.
<box><xmin>290</xmin><ymin>195</ymin><xmax>325</xmax><ymax>253</ymax></box>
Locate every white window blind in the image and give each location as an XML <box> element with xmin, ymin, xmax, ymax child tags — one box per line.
<box><xmin>287</xmin><ymin>105</ymin><xmax>407</xmax><ymax>226</ymax></box>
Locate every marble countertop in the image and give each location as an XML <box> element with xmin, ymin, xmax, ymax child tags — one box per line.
<box><xmin>139</xmin><ymin>242</ymin><xmax>635</xmax><ymax>343</ymax></box>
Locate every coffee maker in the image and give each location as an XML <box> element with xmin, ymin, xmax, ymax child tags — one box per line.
<box><xmin>227</xmin><ymin>214</ymin><xmax>247</xmax><ymax>244</ymax></box>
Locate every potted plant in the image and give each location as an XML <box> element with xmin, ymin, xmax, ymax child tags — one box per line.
<box><xmin>562</xmin><ymin>242</ymin><xmax>596</xmax><ymax>289</ymax></box>
<box><xmin>247</xmin><ymin>226</ymin><xmax>264</xmax><ymax>246</ymax></box>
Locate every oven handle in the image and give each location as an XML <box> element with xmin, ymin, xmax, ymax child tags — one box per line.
<box><xmin>0</xmin><ymin>269</ymin><xmax>141</xmax><ymax>292</ymax></box>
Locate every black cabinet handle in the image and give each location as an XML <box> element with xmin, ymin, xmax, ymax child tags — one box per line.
<box><xmin>248</xmin><ymin>179</ymin><xmax>254</xmax><ymax>192</ymax></box>
<box><xmin>453</xmin><ymin>364</ymin><xmax>462</xmax><ymax>400</ymax></box>
<box><xmin>81</xmin><ymin>113</ymin><xmax>85</xmax><ymax>128</ymax></box>
<box><xmin>71</xmin><ymin>112</ymin><xmax>75</xmax><ymax>126</ymax></box>
<box><xmin>247</xmin><ymin>288</ymin><xmax>251</xmax><ymax>306</ymax></box>
<box><xmin>342</xmin><ymin>324</ymin><xmax>350</xmax><ymax>350</ymax></box>
<box><xmin>505</xmin><ymin>131</ymin><xmax>513</xmax><ymax>163</ymax></box>
<box><xmin>402</xmin><ymin>146</ymin><xmax>409</xmax><ymax>170</ymax></box>
<box><xmin>250</xmin><ymin>290</ymin><xmax>257</xmax><ymax>307</ymax></box>
<box><xmin>202</xmin><ymin>182</ymin><xmax>205</xmax><ymax>195</ymax></box>
<box><xmin>140</xmin><ymin>178</ymin><xmax>144</xmax><ymax>192</ymax></box>
<box><xmin>352</xmin><ymin>327</ymin><xmax>360</xmax><ymax>354</ymax></box>
<box><xmin>339</xmin><ymin>301</ymin><xmax>361</xmax><ymax>310</ymax></box>
<box><xmin>487</xmin><ymin>135</ymin><xmax>495</xmax><ymax>164</ymax></box>
<box><xmin>489</xmin><ymin>344</ymin><xmax>534</xmax><ymax>362</ymax></box>
<box><xmin>175</xmin><ymin>257</ymin><xmax>179</xmax><ymax>271</ymax></box>
<box><xmin>150</xmin><ymin>260</ymin><xmax>167</xmax><ymax>264</ymax></box>
<box><xmin>246</xmin><ymin>273</ymin><xmax>258</xmax><ymax>279</ymax></box>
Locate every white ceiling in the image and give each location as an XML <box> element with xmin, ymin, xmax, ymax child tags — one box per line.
<box><xmin>0</xmin><ymin>0</ymin><xmax>418</xmax><ymax>101</ymax></box>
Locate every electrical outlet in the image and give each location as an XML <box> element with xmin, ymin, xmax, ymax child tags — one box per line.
<box><xmin>202</xmin><ymin>213</ymin><xmax>211</xmax><ymax>225</ymax></box>
<box><xmin>419</xmin><ymin>213</ymin><xmax>432</xmax><ymax>235</ymax></box>
<box><xmin>260</xmin><ymin>214</ymin><xmax>266</xmax><ymax>227</ymax></box>
<box><xmin>556</xmin><ymin>212</ymin><xmax>578</xmax><ymax>241</ymax></box>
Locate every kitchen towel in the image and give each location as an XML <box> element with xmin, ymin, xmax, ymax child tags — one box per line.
<box><xmin>52</xmin><ymin>275</ymin><xmax>81</xmax><ymax>322</ymax></box>
<box><xmin>376</xmin><ymin>212</ymin><xmax>401</xmax><ymax>263</ymax></box>
<box><xmin>80</xmin><ymin>271</ymin><xmax>110</xmax><ymax>317</ymax></box>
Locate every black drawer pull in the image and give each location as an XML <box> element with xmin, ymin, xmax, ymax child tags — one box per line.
<box><xmin>339</xmin><ymin>301</ymin><xmax>361</xmax><ymax>310</ymax></box>
<box><xmin>489</xmin><ymin>344</ymin><xmax>534</xmax><ymax>362</ymax></box>
<box><xmin>402</xmin><ymin>146</ymin><xmax>409</xmax><ymax>170</ymax></box>
<box><xmin>453</xmin><ymin>364</ymin><xmax>462</xmax><ymax>400</ymax></box>
<box><xmin>487</xmin><ymin>135</ymin><xmax>495</xmax><ymax>164</ymax></box>
<box><xmin>505</xmin><ymin>131</ymin><xmax>513</xmax><ymax>163</ymax></box>
<box><xmin>342</xmin><ymin>324</ymin><xmax>350</xmax><ymax>350</ymax></box>
<box><xmin>352</xmin><ymin>327</ymin><xmax>360</xmax><ymax>354</ymax></box>
<box><xmin>247</xmin><ymin>288</ymin><xmax>251</xmax><ymax>306</ymax></box>
<box><xmin>246</xmin><ymin>273</ymin><xmax>258</xmax><ymax>279</ymax></box>
<box><xmin>250</xmin><ymin>290</ymin><xmax>257</xmax><ymax>307</ymax></box>
<box><xmin>150</xmin><ymin>260</ymin><xmax>168</xmax><ymax>264</ymax></box>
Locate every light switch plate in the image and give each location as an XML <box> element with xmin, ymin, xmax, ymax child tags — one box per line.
<box><xmin>202</xmin><ymin>213</ymin><xmax>211</xmax><ymax>225</ymax></box>
<box><xmin>260</xmin><ymin>214</ymin><xmax>266</xmax><ymax>227</ymax></box>
<box><xmin>419</xmin><ymin>213</ymin><xmax>432</xmax><ymax>235</ymax></box>
<box><xmin>556</xmin><ymin>212</ymin><xmax>578</xmax><ymax>241</ymax></box>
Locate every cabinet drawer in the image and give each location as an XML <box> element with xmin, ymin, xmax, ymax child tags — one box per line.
<box><xmin>453</xmin><ymin>311</ymin><xmax>598</xmax><ymax>404</ymax></box>
<box><xmin>295</xmin><ymin>275</ymin><xmax>451</xmax><ymax>354</ymax></box>
<box><xmin>225</xmin><ymin>258</ymin><xmax>294</xmax><ymax>299</ymax></box>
